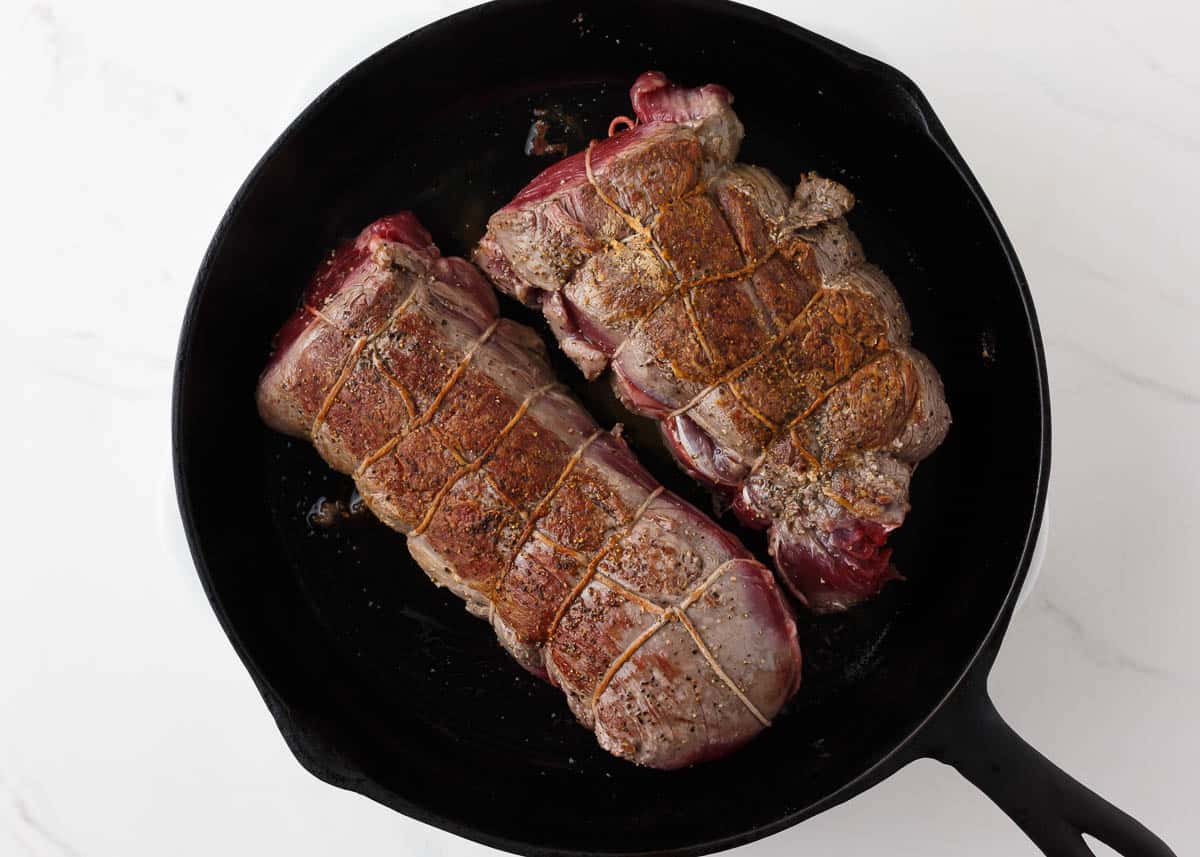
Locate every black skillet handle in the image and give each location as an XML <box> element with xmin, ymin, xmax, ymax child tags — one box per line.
<box><xmin>925</xmin><ymin>682</ymin><xmax>1176</xmax><ymax>857</ymax></box>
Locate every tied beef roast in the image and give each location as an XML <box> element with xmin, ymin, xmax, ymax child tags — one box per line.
<box><xmin>257</xmin><ymin>212</ymin><xmax>801</xmax><ymax>768</ymax></box>
<box><xmin>475</xmin><ymin>73</ymin><xmax>951</xmax><ymax>612</ymax></box>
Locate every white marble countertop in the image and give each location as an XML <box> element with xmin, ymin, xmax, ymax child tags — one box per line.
<box><xmin>2</xmin><ymin>0</ymin><xmax>1196</xmax><ymax>854</ymax></box>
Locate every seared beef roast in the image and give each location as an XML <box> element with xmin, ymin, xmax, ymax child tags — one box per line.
<box><xmin>257</xmin><ymin>213</ymin><xmax>801</xmax><ymax>768</ymax></box>
<box><xmin>476</xmin><ymin>73</ymin><xmax>950</xmax><ymax>611</ymax></box>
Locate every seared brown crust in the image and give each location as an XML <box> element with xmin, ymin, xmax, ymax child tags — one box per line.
<box><xmin>257</xmin><ymin>213</ymin><xmax>801</xmax><ymax>768</ymax></box>
<box><xmin>475</xmin><ymin>74</ymin><xmax>951</xmax><ymax>611</ymax></box>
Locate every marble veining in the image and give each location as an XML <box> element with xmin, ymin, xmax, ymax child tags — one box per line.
<box><xmin>1050</xmin><ymin>336</ymin><xmax>1200</xmax><ymax>407</ymax></box>
<box><xmin>1035</xmin><ymin>595</ymin><xmax>1179</xmax><ymax>683</ymax></box>
<box><xmin>1031</xmin><ymin>242</ymin><xmax>1200</xmax><ymax>314</ymax></box>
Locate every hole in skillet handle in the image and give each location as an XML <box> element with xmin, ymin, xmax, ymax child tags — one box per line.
<box><xmin>921</xmin><ymin>672</ymin><xmax>1177</xmax><ymax>857</ymax></box>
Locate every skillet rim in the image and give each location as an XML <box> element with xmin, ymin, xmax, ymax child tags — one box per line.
<box><xmin>172</xmin><ymin>0</ymin><xmax>1051</xmax><ymax>853</ymax></box>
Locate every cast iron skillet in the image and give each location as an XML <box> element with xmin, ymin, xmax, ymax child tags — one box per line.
<box><xmin>172</xmin><ymin>1</ymin><xmax>1177</xmax><ymax>854</ymax></box>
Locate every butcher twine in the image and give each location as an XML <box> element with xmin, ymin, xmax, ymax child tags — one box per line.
<box><xmin>581</xmin><ymin>140</ymin><xmax>899</xmax><ymax>479</ymax></box>
<box><xmin>310</xmin><ymin>236</ymin><xmax>774</xmax><ymax>734</ymax></box>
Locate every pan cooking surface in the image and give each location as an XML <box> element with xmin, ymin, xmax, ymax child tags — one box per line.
<box><xmin>263</xmin><ymin>76</ymin><xmax>916</xmax><ymax>778</ymax></box>
<box><xmin>176</xmin><ymin>3</ymin><xmax>1047</xmax><ymax>853</ymax></box>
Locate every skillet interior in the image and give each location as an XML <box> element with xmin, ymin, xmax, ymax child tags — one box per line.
<box><xmin>174</xmin><ymin>0</ymin><xmax>1048</xmax><ymax>853</ymax></box>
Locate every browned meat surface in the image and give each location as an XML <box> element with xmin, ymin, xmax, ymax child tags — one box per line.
<box><xmin>257</xmin><ymin>212</ymin><xmax>801</xmax><ymax>768</ymax></box>
<box><xmin>476</xmin><ymin>73</ymin><xmax>951</xmax><ymax>612</ymax></box>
